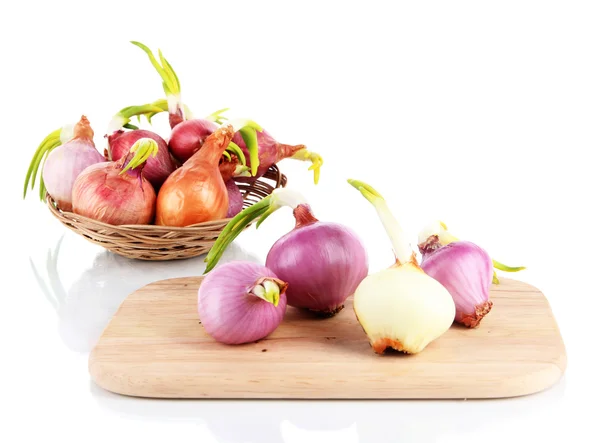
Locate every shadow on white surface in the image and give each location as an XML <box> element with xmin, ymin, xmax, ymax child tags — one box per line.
<box><xmin>89</xmin><ymin>377</ymin><xmax>566</xmax><ymax>443</ymax></box>
<box><xmin>28</xmin><ymin>235</ymin><xmax>261</xmax><ymax>353</ymax></box>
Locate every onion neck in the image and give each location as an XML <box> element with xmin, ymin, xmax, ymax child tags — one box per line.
<box><xmin>293</xmin><ymin>204</ymin><xmax>319</xmax><ymax>228</ymax></box>
<box><xmin>418</xmin><ymin>234</ymin><xmax>444</xmax><ymax>256</ymax></box>
<box><xmin>192</xmin><ymin>125</ymin><xmax>235</xmax><ymax>167</ymax></box>
<box><xmin>204</xmin><ymin>188</ymin><xmax>309</xmax><ymax>273</ymax></box>
<box><xmin>348</xmin><ymin>179</ymin><xmax>415</xmax><ymax>266</ymax></box>
<box><xmin>249</xmin><ymin>277</ymin><xmax>289</xmax><ymax>307</ymax></box>
<box><xmin>230</xmin><ymin>119</ymin><xmax>263</xmax><ymax>176</ymax></box>
<box><xmin>72</xmin><ymin>115</ymin><xmax>94</xmax><ymax>142</ymax></box>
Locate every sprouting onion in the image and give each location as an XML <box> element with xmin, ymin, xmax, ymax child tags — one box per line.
<box><xmin>418</xmin><ymin>221</ymin><xmax>526</xmax><ymax>284</ymax></box>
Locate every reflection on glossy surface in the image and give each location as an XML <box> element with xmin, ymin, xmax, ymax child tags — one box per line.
<box><xmin>91</xmin><ymin>378</ymin><xmax>566</xmax><ymax>443</ymax></box>
<box><xmin>30</xmin><ymin>237</ymin><xmax>260</xmax><ymax>353</ymax></box>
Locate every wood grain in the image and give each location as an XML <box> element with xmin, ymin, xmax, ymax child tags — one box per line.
<box><xmin>89</xmin><ymin>277</ymin><xmax>566</xmax><ymax>399</ymax></box>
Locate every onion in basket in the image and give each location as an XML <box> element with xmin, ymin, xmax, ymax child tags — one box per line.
<box><xmin>23</xmin><ymin>115</ymin><xmax>105</xmax><ymax>211</ymax></box>
<box><xmin>72</xmin><ymin>138</ymin><xmax>158</xmax><ymax>225</ymax></box>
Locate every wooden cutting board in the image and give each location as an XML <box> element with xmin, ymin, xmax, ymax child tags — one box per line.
<box><xmin>89</xmin><ymin>276</ymin><xmax>566</xmax><ymax>399</ymax></box>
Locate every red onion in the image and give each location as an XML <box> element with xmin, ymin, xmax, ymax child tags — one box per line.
<box><xmin>72</xmin><ymin>138</ymin><xmax>158</xmax><ymax>225</ymax></box>
<box><xmin>204</xmin><ymin>189</ymin><xmax>369</xmax><ymax>316</ymax></box>
<box><xmin>168</xmin><ymin>119</ymin><xmax>218</xmax><ymax>163</ymax></box>
<box><xmin>198</xmin><ymin>261</ymin><xmax>288</xmax><ymax>344</ymax></box>
<box><xmin>232</xmin><ymin>129</ymin><xmax>323</xmax><ymax>184</ymax></box>
<box><xmin>225</xmin><ymin>179</ymin><xmax>244</xmax><ymax>217</ymax></box>
<box><xmin>419</xmin><ymin>236</ymin><xmax>494</xmax><ymax>328</ymax></box>
<box><xmin>24</xmin><ymin>116</ymin><xmax>105</xmax><ymax>211</ymax></box>
<box><xmin>106</xmin><ymin>129</ymin><xmax>175</xmax><ymax>189</ymax></box>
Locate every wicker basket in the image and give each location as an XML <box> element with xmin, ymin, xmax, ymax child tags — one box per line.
<box><xmin>47</xmin><ymin>165</ymin><xmax>287</xmax><ymax>261</ymax></box>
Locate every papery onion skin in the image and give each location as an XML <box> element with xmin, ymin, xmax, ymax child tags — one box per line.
<box><xmin>107</xmin><ymin>130</ymin><xmax>175</xmax><ymax>189</ymax></box>
<box><xmin>225</xmin><ymin>179</ymin><xmax>244</xmax><ymax>218</ymax></box>
<box><xmin>265</xmin><ymin>204</ymin><xmax>369</xmax><ymax>315</ymax></box>
<box><xmin>42</xmin><ymin>116</ymin><xmax>105</xmax><ymax>211</ymax></box>
<box><xmin>420</xmin><ymin>239</ymin><xmax>494</xmax><ymax>328</ymax></box>
<box><xmin>168</xmin><ymin>119</ymin><xmax>218</xmax><ymax>164</ymax></box>
<box><xmin>353</xmin><ymin>261</ymin><xmax>456</xmax><ymax>354</ymax></box>
<box><xmin>198</xmin><ymin>261</ymin><xmax>287</xmax><ymax>345</ymax></box>
<box><xmin>232</xmin><ymin>129</ymin><xmax>305</xmax><ymax>179</ymax></box>
<box><xmin>72</xmin><ymin>162</ymin><xmax>156</xmax><ymax>225</ymax></box>
<box><xmin>155</xmin><ymin>125</ymin><xmax>231</xmax><ymax>226</ymax></box>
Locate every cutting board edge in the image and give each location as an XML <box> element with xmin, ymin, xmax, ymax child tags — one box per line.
<box><xmin>88</xmin><ymin>354</ymin><xmax>566</xmax><ymax>400</ymax></box>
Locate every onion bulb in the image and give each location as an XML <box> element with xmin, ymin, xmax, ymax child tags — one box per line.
<box><xmin>204</xmin><ymin>188</ymin><xmax>369</xmax><ymax>316</ymax></box>
<box><xmin>419</xmin><ymin>236</ymin><xmax>494</xmax><ymax>328</ymax></box>
<box><xmin>347</xmin><ymin>179</ymin><xmax>455</xmax><ymax>354</ymax></box>
<box><xmin>198</xmin><ymin>261</ymin><xmax>288</xmax><ymax>344</ymax></box>
<box><xmin>106</xmin><ymin>129</ymin><xmax>175</xmax><ymax>189</ymax></box>
<box><xmin>71</xmin><ymin>138</ymin><xmax>158</xmax><ymax>225</ymax></box>
<box><xmin>23</xmin><ymin>116</ymin><xmax>105</xmax><ymax>210</ymax></box>
<box><xmin>418</xmin><ymin>221</ymin><xmax>526</xmax><ymax>285</ymax></box>
<box><xmin>155</xmin><ymin>125</ymin><xmax>233</xmax><ymax>226</ymax></box>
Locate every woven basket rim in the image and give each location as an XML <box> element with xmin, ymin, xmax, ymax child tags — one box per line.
<box><xmin>47</xmin><ymin>164</ymin><xmax>286</xmax><ymax>232</ymax></box>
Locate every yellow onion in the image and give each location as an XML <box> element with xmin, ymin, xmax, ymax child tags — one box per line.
<box><xmin>348</xmin><ymin>179</ymin><xmax>455</xmax><ymax>354</ymax></box>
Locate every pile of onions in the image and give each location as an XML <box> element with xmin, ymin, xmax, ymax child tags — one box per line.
<box><xmin>130</xmin><ymin>41</ymin><xmax>322</xmax><ymax>183</ymax></box>
<box><xmin>204</xmin><ymin>188</ymin><xmax>369</xmax><ymax>316</ymax></box>
<box><xmin>72</xmin><ymin>138</ymin><xmax>158</xmax><ymax>225</ymax></box>
<box><xmin>155</xmin><ymin>125</ymin><xmax>233</xmax><ymax>226</ymax></box>
<box><xmin>106</xmin><ymin>129</ymin><xmax>175</xmax><ymax>189</ymax></box>
<box><xmin>347</xmin><ymin>179</ymin><xmax>455</xmax><ymax>354</ymax></box>
<box><xmin>198</xmin><ymin>261</ymin><xmax>288</xmax><ymax>344</ymax></box>
<box><xmin>23</xmin><ymin>116</ymin><xmax>105</xmax><ymax>211</ymax></box>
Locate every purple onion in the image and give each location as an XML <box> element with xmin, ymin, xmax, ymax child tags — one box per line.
<box><xmin>225</xmin><ymin>179</ymin><xmax>244</xmax><ymax>217</ymax></box>
<box><xmin>168</xmin><ymin>119</ymin><xmax>218</xmax><ymax>164</ymax></box>
<box><xmin>107</xmin><ymin>129</ymin><xmax>175</xmax><ymax>190</ymax></box>
<box><xmin>197</xmin><ymin>261</ymin><xmax>288</xmax><ymax>344</ymax></box>
<box><xmin>419</xmin><ymin>238</ymin><xmax>494</xmax><ymax>328</ymax></box>
<box><xmin>266</xmin><ymin>204</ymin><xmax>369</xmax><ymax>316</ymax></box>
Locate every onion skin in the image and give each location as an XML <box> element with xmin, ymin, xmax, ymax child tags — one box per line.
<box><xmin>353</xmin><ymin>260</ymin><xmax>456</xmax><ymax>354</ymax></box>
<box><xmin>155</xmin><ymin>125</ymin><xmax>231</xmax><ymax>226</ymax></box>
<box><xmin>42</xmin><ymin>116</ymin><xmax>105</xmax><ymax>211</ymax></box>
<box><xmin>232</xmin><ymin>129</ymin><xmax>305</xmax><ymax>179</ymax></box>
<box><xmin>265</xmin><ymin>204</ymin><xmax>369</xmax><ymax>315</ymax></box>
<box><xmin>420</xmin><ymin>239</ymin><xmax>494</xmax><ymax>328</ymax></box>
<box><xmin>107</xmin><ymin>130</ymin><xmax>175</xmax><ymax>189</ymax></box>
<box><xmin>168</xmin><ymin>119</ymin><xmax>218</xmax><ymax>164</ymax></box>
<box><xmin>225</xmin><ymin>179</ymin><xmax>244</xmax><ymax>217</ymax></box>
<box><xmin>71</xmin><ymin>162</ymin><xmax>156</xmax><ymax>225</ymax></box>
<box><xmin>198</xmin><ymin>261</ymin><xmax>288</xmax><ymax>344</ymax></box>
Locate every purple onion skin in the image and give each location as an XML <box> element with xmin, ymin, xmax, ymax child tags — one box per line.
<box><xmin>168</xmin><ymin>119</ymin><xmax>218</xmax><ymax>164</ymax></box>
<box><xmin>43</xmin><ymin>140</ymin><xmax>106</xmax><ymax>212</ymax></box>
<box><xmin>198</xmin><ymin>261</ymin><xmax>287</xmax><ymax>345</ymax></box>
<box><xmin>265</xmin><ymin>205</ymin><xmax>369</xmax><ymax>315</ymax></box>
<box><xmin>107</xmin><ymin>130</ymin><xmax>175</xmax><ymax>190</ymax></box>
<box><xmin>420</xmin><ymin>241</ymin><xmax>494</xmax><ymax>327</ymax></box>
<box><xmin>225</xmin><ymin>179</ymin><xmax>244</xmax><ymax>217</ymax></box>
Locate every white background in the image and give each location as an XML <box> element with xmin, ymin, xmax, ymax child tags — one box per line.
<box><xmin>1</xmin><ymin>1</ymin><xmax>598</xmax><ymax>442</ymax></box>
